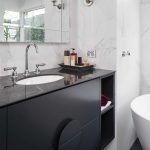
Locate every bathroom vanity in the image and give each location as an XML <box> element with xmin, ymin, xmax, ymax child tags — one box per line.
<box><xmin>0</xmin><ymin>68</ymin><xmax>115</xmax><ymax>150</ymax></box>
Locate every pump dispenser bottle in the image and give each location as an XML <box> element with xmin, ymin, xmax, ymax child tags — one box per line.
<box><xmin>70</xmin><ymin>48</ymin><xmax>77</xmax><ymax>66</ymax></box>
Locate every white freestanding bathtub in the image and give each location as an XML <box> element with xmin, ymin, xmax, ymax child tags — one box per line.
<box><xmin>131</xmin><ymin>94</ymin><xmax>150</xmax><ymax>150</ymax></box>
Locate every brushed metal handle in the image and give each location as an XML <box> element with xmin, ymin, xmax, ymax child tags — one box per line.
<box><xmin>4</xmin><ymin>67</ymin><xmax>18</xmax><ymax>79</ymax></box>
<box><xmin>35</xmin><ymin>63</ymin><xmax>46</xmax><ymax>74</ymax></box>
<box><xmin>4</xmin><ymin>67</ymin><xmax>17</xmax><ymax>71</ymax></box>
<box><xmin>36</xmin><ymin>63</ymin><xmax>46</xmax><ymax>68</ymax></box>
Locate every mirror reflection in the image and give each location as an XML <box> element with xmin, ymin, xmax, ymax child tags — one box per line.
<box><xmin>0</xmin><ymin>0</ymin><xmax>69</xmax><ymax>43</ymax></box>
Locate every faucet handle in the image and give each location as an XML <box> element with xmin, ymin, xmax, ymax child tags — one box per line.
<box><xmin>35</xmin><ymin>63</ymin><xmax>46</xmax><ymax>74</ymax></box>
<box><xmin>36</xmin><ymin>63</ymin><xmax>46</xmax><ymax>68</ymax></box>
<box><xmin>4</xmin><ymin>67</ymin><xmax>17</xmax><ymax>71</ymax></box>
<box><xmin>4</xmin><ymin>67</ymin><xmax>18</xmax><ymax>79</ymax></box>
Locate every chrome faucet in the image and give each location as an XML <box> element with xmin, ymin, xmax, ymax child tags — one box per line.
<box><xmin>24</xmin><ymin>43</ymin><xmax>38</xmax><ymax>77</ymax></box>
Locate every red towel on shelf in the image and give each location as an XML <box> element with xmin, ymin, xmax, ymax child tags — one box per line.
<box><xmin>101</xmin><ymin>95</ymin><xmax>109</xmax><ymax>106</ymax></box>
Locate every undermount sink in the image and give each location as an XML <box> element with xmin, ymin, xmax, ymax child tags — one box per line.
<box><xmin>16</xmin><ymin>75</ymin><xmax>64</xmax><ymax>85</ymax></box>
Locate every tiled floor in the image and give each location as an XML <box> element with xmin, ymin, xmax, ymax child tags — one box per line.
<box><xmin>130</xmin><ymin>139</ymin><xmax>143</xmax><ymax>150</ymax></box>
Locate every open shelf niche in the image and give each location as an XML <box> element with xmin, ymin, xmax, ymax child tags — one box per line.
<box><xmin>101</xmin><ymin>74</ymin><xmax>115</xmax><ymax>149</ymax></box>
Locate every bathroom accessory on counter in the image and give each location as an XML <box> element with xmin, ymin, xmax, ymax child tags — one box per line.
<box><xmin>82</xmin><ymin>57</ymin><xmax>91</xmax><ymax>66</ymax></box>
<box><xmin>70</xmin><ymin>48</ymin><xmax>77</xmax><ymax>66</ymax></box>
<box><xmin>78</xmin><ymin>57</ymin><xmax>82</xmax><ymax>65</ymax></box>
<box><xmin>59</xmin><ymin>63</ymin><xmax>94</xmax><ymax>72</ymax></box>
<box><xmin>64</xmin><ymin>50</ymin><xmax>70</xmax><ymax>66</ymax></box>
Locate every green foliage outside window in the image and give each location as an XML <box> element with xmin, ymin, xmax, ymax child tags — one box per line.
<box><xmin>30</xmin><ymin>27</ymin><xmax>45</xmax><ymax>42</ymax></box>
<box><xmin>4</xmin><ymin>26</ymin><xmax>10</xmax><ymax>41</ymax></box>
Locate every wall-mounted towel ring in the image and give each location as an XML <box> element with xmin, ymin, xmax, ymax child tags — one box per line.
<box><xmin>84</xmin><ymin>0</ymin><xmax>94</xmax><ymax>6</ymax></box>
<box><xmin>122</xmin><ymin>51</ymin><xmax>131</xmax><ymax>57</ymax></box>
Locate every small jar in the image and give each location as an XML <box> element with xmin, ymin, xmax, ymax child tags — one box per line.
<box><xmin>64</xmin><ymin>50</ymin><xmax>70</xmax><ymax>66</ymax></box>
<box><xmin>78</xmin><ymin>57</ymin><xmax>82</xmax><ymax>65</ymax></box>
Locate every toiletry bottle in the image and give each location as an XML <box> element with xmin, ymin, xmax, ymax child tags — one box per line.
<box><xmin>70</xmin><ymin>48</ymin><xmax>76</xmax><ymax>66</ymax></box>
<box><xmin>71</xmin><ymin>48</ymin><xmax>77</xmax><ymax>65</ymax></box>
<box><xmin>78</xmin><ymin>57</ymin><xmax>83</xmax><ymax>66</ymax></box>
<box><xmin>64</xmin><ymin>50</ymin><xmax>70</xmax><ymax>66</ymax></box>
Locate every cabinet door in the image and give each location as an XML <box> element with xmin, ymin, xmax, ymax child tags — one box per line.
<box><xmin>7</xmin><ymin>79</ymin><xmax>100</xmax><ymax>150</ymax></box>
<box><xmin>0</xmin><ymin>108</ymin><xmax>7</xmax><ymax>150</ymax></box>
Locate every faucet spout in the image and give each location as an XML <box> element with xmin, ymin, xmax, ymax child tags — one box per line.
<box><xmin>24</xmin><ymin>43</ymin><xmax>38</xmax><ymax>77</ymax></box>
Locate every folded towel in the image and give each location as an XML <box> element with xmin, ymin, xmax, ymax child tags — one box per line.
<box><xmin>101</xmin><ymin>101</ymin><xmax>112</xmax><ymax>112</ymax></box>
<box><xmin>101</xmin><ymin>95</ymin><xmax>109</xmax><ymax>106</ymax></box>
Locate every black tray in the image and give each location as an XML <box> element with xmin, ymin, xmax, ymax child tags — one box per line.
<box><xmin>59</xmin><ymin>63</ymin><xmax>94</xmax><ymax>72</ymax></box>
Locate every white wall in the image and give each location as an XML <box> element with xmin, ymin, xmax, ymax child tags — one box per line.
<box><xmin>141</xmin><ymin>0</ymin><xmax>150</xmax><ymax>94</ymax></box>
<box><xmin>0</xmin><ymin>0</ymin><xmax>20</xmax><ymax>25</ymax></box>
<box><xmin>19</xmin><ymin>0</ymin><xmax>44</xmax><ymax>10</ymax></box>
<box><xmin>44</xmin><ymin>0</ymin><xmax>61</xmax><ymax>42</ymax></box>
<box><xmin>105</xmin><ymin>0</ymin><xmax>140</xmax><ymax>150</ymax></box>
<box><xmin>116</xmin><ymin>0</ymin><xmax>140</xmax><ymax>149</ymax></box>
<box><xmin>0</xmin><ymin>0</ymin><xmax>77</xmax><ymax>76</ymax></box>
<box><xmin>3</xmin><ymin>0</ymin><xmax>20</xmax><ymax>11</ymax></box>
<box><xmin>76</xmin><ymin>0</ymin><xmax>116</xmax><ymax>70</ymax></box>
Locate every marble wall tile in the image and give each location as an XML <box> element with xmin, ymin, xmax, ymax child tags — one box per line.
<box><xmin>116</xmin><ymin>1</ymin><xmax>140</xmax><ymax>150</ymax></box>
<box><xmin>76</xmin><ymin>0</ymin><xmax>116</xmax><ymax>70</ymax></box>
<box><xmin>141</xmin><ymin>1</ymin><xmax>150</xmax><ymax>94</ymax></box>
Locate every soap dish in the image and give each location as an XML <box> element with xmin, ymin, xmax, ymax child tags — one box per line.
<box><xmin>59</xmin><ymin>63</ymin><xmax>94</xmax><ymax>72</ymax></box>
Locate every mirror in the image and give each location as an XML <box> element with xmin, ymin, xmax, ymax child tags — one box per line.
<box><xmin>0</xmin><ymin>0</ymin><xmax>70</xmax><ymax>43</ymax></box>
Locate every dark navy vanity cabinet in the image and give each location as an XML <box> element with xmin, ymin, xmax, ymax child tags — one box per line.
<box><xmin>7</xmin><ymin>79</ymin><xmax>100</xmax><ymax>150</ymax></box>
<box><xmin>0</xmin><ymin>108</ymin><xmax>7</xmax><ymax>150</ymax></box>
<box><xmin>0</xmin><ymin>68</ymin><xmax>115</xmax><ymax>150</ymax></box>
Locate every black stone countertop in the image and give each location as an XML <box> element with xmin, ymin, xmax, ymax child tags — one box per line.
<box><xmin>0</xmin><ymin>68</ymin><xmax>115</xmax><ymax>108</ymax></box>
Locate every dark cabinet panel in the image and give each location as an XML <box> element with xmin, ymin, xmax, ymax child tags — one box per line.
<box><xmin>101</xmin><ymin>74</ymin><xmax>115</xmax><ymax>149</ymax></box>
<box><xmin>7</xmin><ymin>79</ymin><xmax>100</xmax><ymax>150</ymax></box>
<box><xmin>0</xmin><ymin>108</ymin><xmax>7</xmax><ymax>150</ymax></box>
<box><xmin>101</xmin><ymin>108</ymin><xmax>114</xmax><ymax>149</ymax></box>
<box><xmin>79</xmin><ymin>117</ymin><xmax>100</xmax><ymax>150</ymax></box>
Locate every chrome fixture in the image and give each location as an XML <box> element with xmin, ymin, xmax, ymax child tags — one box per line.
<box><xmin>35</xmin><ymin>63</ymin><xmax>46</xmax><ymax>74</ymax></box>
<box><xmin>84</xmin><ymin>0</ymin><xmax>94</xmax><ymax>6</ymax></box>
<box><xmin>24</xmin><ymin>43</ymin><xmax>38</xmax><ymax>77</ymax></box>
<box><xmin>52</xmin><ymin>0</ymin><xmax>64</xmax><ymax>9</ymax></box>
<box><xmin>4</xmin><ymin>67</ymin><xmax>18</xmax><ymax>80</ymax></box>
<box><xmin>122</xmin><ymin>51</ymin><xmax>131</xmax><ymax>57</ymax></box>
<box><xmin>127</xmin><ymin>51</ymin><xmax>131</xmax><ymax>56</ymax></box>
<box><xmin>122</xmin><ymin>51</ymin><xmax>126</xmax><ymax>57</ymax></box>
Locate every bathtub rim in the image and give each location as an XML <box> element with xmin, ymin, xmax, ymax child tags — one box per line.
<box><xmin>131</xmin><ymin>94</ymin><xmax>150</xmax><ymax>122</ymax></box>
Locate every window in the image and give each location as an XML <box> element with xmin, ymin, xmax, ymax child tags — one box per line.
<box><xmin>23</xmin><ymin>8</ymin><xmax>45</xmax><ymax>42</ymax></box>
<box><xmin>3</xmin><ymin>10</ymin><xmax>20</xmax><ymax>42</ymax></box>
<box><xmin>3</xmin><ymin>8</ymin><xmax>45</xmax><ymax>42</ymax></box>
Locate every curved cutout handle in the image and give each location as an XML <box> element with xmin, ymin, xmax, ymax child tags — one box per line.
<box><xmin>58</xmin><ymin>120</ymin><xmax>82</xmax><ymax>150</ymax></box>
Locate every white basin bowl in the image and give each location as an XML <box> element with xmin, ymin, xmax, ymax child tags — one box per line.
<box><xmin>16</xmin><ymin>75</ymin><xmax>64</xmax><ymax>85</ymax></box>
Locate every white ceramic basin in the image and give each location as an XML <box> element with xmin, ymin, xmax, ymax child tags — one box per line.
<box><xmin>16</xmin><ymin>75</ymin><xmax>64</xmax><ymax>85</ymax></box>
